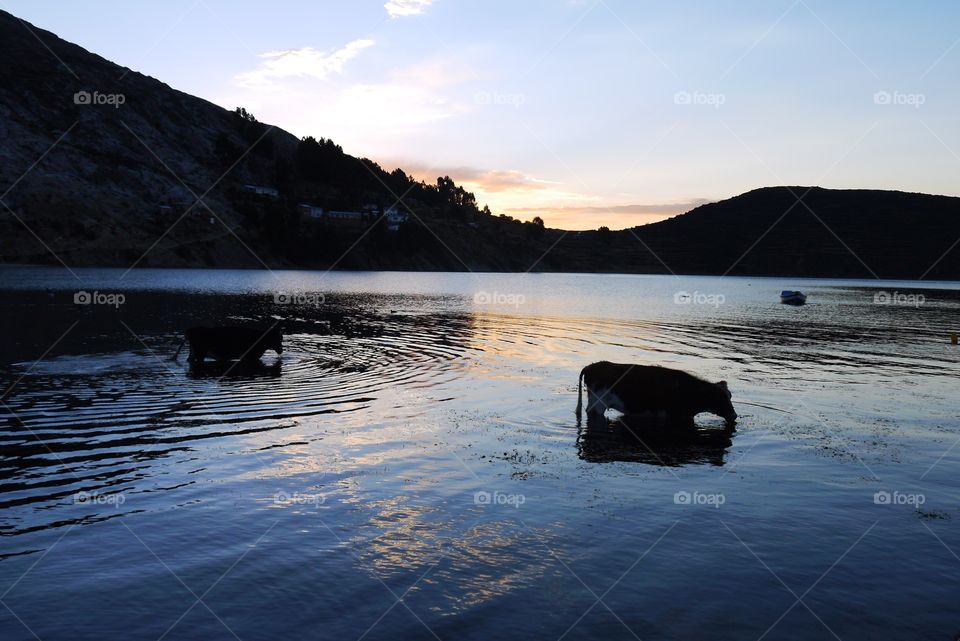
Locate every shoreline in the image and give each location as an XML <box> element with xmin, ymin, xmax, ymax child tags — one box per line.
<box><xmin>2</xmin><ymin>263</ymin><xmax>960</xmax><ymax>288</ymax></box>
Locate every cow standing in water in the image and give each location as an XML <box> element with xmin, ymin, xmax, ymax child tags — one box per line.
<box><xmin>576</xmin><ymin>361</ymin><xmax>737</xmax><ymax>428</ymax></box>
<box><xmin>173</xmin><ymin>327</ymin><xmax>283</xmax><ymax>364</ymax></box>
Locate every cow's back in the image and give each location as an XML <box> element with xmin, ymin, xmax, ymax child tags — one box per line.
<box><xmin>187</xmin><ymin>326</ymin><xmax>263</xmax><ymax>359</ymax></box>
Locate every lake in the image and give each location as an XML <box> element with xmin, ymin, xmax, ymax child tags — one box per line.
<box><xmin>1</xmin><ymin>267</ymin><xmax>958</xmax><ymax>640</ymax></box>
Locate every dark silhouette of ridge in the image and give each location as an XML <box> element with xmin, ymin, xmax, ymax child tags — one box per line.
<box><xmin>621</xmin><ymin>186</ymin><xmax>960</xmax><ymax>279</ymax></box>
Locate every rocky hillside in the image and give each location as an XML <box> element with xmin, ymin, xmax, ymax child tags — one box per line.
<box><xmin>0</xmin><ymin>9</ymin><xmax>530</xmax><ymax>270</ymax></box>
<box><xmin>1</xmin><ymin>9</ymin><xmax>959</xmax><ymax>279</ymax></box>
<box><xmin>0</xmin><ymin>10</ymin><xmax>301</xmax><ymax>267</ymax></box>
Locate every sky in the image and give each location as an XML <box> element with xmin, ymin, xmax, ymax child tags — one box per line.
<box><xmin>5</xmin><ymin>0</ymin><xmax>960</xmax><ymax>229</ymax></box>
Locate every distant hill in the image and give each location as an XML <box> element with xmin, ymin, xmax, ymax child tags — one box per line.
<box><xmin>609</xmin><ymin>187</ymin><xmax>960</xmax><ymax>279</ymax></box>
<box><xmin>1</xmin><ymin>10</ymin><xmax>959</xmax><ymax>279</ymax></box>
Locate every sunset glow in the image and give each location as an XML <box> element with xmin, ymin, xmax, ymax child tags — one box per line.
<box><xmin>9</xmin><ymin>0</ymin><xmax>959</xmax><ymax>229</ymax></box>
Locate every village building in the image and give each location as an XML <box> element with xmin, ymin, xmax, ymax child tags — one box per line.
<box><xmin>296</xmin><ymin>202</ymin><xmax>407</xmax><ymax>231</ymax></box>
<box><xmin>324</xmin><ymin>210</ymin><xmax>369</xmax><ymax>226</ymax></box>
<box><xmin>241</xmin><ymin>184</ymin><xmax>280</xmax><ymax>198</ymax></box>
<box><xmin>156</xmin><ymin>201</ymin><xmax>195</xmax><ymax>218</ymax></box>
<box><xmin>384</xmin><ymin>204</ymin><xmax>409</xmax><ymax>231</ymax></box>
<box><xmin>298</xmin><ymin>203</ymin><xmax>325</xmax><ymax>220</ymax></box>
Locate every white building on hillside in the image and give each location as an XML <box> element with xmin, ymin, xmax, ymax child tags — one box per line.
<box><xmin>242</xmin><ymin>184</ymin><xmax>280</xmax><ymax>198</ymax></box>
<box><xmin>298</xmin><ymin>203</ymin><xmax>325</xmax><ymax>220</ymax></box>
<box><xmin>384</xmin><ymin>205</ymin><xmax>409</xmax><ymax>231</ymax></box>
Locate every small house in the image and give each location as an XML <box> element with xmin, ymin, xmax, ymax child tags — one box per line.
<box><xmin>241</xmin><ymin>184</ymin><xmax>280</xmax><ymax>199</ymax></box>
<box><xmin>298</xmin><ymin>203</ymin><xmax>325</xmax><ymax>221</ymax></box>
<box><xmin>384</xmin><ymin>204</ymin><xmax>409</xmax><ymax>231</ymax></box>
<box><xmin>156</xmin><ymin>202</ymin><xmax>195</xmax><ymax>217</ymax></box>
<box><xmin>325</xmin><ymin>210</ymin><xmax>367</xmax><ymax>226</ymax></box>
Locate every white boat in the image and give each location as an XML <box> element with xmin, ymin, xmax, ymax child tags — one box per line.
<box><xmin>780</xmin><ymin>290</ymin><xmax>807</xmax><ymax>305</ymax></box>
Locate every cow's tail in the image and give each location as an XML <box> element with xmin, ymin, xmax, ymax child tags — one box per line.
<box><xmin>575</xmin><ymin>367</ymin><xmax>586</xmax><ymax>419</ymax></box>
<box><xmin>172</xmin><ymin>337</ymin><xmax>186</xmax><ymax>362</ymax></box>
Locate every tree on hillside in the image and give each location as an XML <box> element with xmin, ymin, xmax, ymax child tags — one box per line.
<box><xmin>296</xmin><ymin>136</ymin><xmax>347</xmax><ymax>183</ymax></box>
<box><xmin>232</xmin><ymin>107</ymin><xmax>272</xmax><ymax>155</ymax></box>
<box><xmin>435</xmin><ymin>175</ymin><xmax>478</xmax><ymax>214</ymax></box>
<box><xmin>234</xmin><ymin>107</ymin><xmax>258</xmax><ymax>122</ymax></box>
<box><xmin>525</xmin><ymin>216</ymin><xmax>546</xmax><ymax>239</ymax></box>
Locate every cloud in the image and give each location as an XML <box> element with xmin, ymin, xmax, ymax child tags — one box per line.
<box><xmin>385</xmin><ymin>0</ymin><xmax>434</xmax><ymax>18</ymax></box>
<box><xmin>404</xmin><ymin>166</ymin><xmax>561</xmax><ymax>192</ymax></box>
<box><xmin>324</xmin><ymin>83</ymin><xmax>456</xmax><ymax>133</ymax></box>
<box><xmin>397</xmin><ymin>162</ymin><xmax>590</xmax><ymax>200</ymax></box>
<box><xmin>217</xmin><ymin>56</ymin><xmax>473</xmax><ymax>157</ymax></box>
<box><xmin>291</xmin><ymin>61</ymin><xmax>473</xmax><ymax>140</ymax></box>
<box><xmin>390</xmin><ymin>60</ymin><xmax>473</xmax><ymax>88</ymax></box>
<box><xmin>505</xmin><ymin>200</ymin><xmax>713</xmax><ymax>217</ymax></box>
<box><xmin>235</xmin><ymin>39</ymin><xmax>375</xmax><ymax>88</ymax></box>
<box><xmin>467</xmin><ymin>170</ymin><xmax>561</xmax><ymax>192</ymax></box>
<box><xmin>504</xmin><ymin>200</ymin><xmax>714</xmax><ymax>230</ymax></box>
<box><xmin>384</xmin><ymin>161</ymin><xmax>712</xmax><ymax>229</ymax></box>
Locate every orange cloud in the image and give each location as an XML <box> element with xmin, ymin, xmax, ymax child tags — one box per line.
<box><xmin>504</xmin><ymin>201</ymin><xmax>713</xmax><ymax>230</ymax></box>
<box><xmin>386</xmin><ymin>160</ymin><xmax>710</xmax><ymax>229</ymax></box>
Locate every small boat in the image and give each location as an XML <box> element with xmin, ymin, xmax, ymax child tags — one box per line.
<box><xmin>780</xmin><ymin>290</ymin><xmax>807</xmax><ymax>305</ymax></box>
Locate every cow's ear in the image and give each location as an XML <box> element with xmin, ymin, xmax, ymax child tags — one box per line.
<box><xmin>718</xmin><ymin>380</ymin><xmax>728</xmax><ymax>389</ymax></box>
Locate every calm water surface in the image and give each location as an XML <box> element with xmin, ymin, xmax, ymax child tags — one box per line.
<box><xmin>1</xmin><ymin>267</ymin><xmax>958</xmax><ymax>640</ymax></box>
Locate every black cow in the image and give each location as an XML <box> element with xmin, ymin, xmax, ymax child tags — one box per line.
<box><xmin>173</xmin><ymin>326</ymin><xmax>283</xmax><ymax>364</ymax></box>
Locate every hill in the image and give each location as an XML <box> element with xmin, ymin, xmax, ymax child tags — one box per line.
<box><xmin>597</xmin><ymin>187</ymin><xmax>960</xmax><ymax>279</ymax></box>
<box><xmin>1</xmin><ymin>10</ymin><xmax>959</xmax><ymax>279</ymax></box>
<box><xmin>0</xmin><ymin>9</ymin><xmax>543</xmax><ymax>271</ymax></box>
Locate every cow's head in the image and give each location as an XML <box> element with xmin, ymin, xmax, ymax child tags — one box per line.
<box><xmin>268</xmin><ymin>328</ymin><xmax>284</xmax><ymax>354</ymax></box>
<box><xmin>712</xmin><ymin>381</ymin><xmax>737</xmax><ymax>425</ymax></box>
